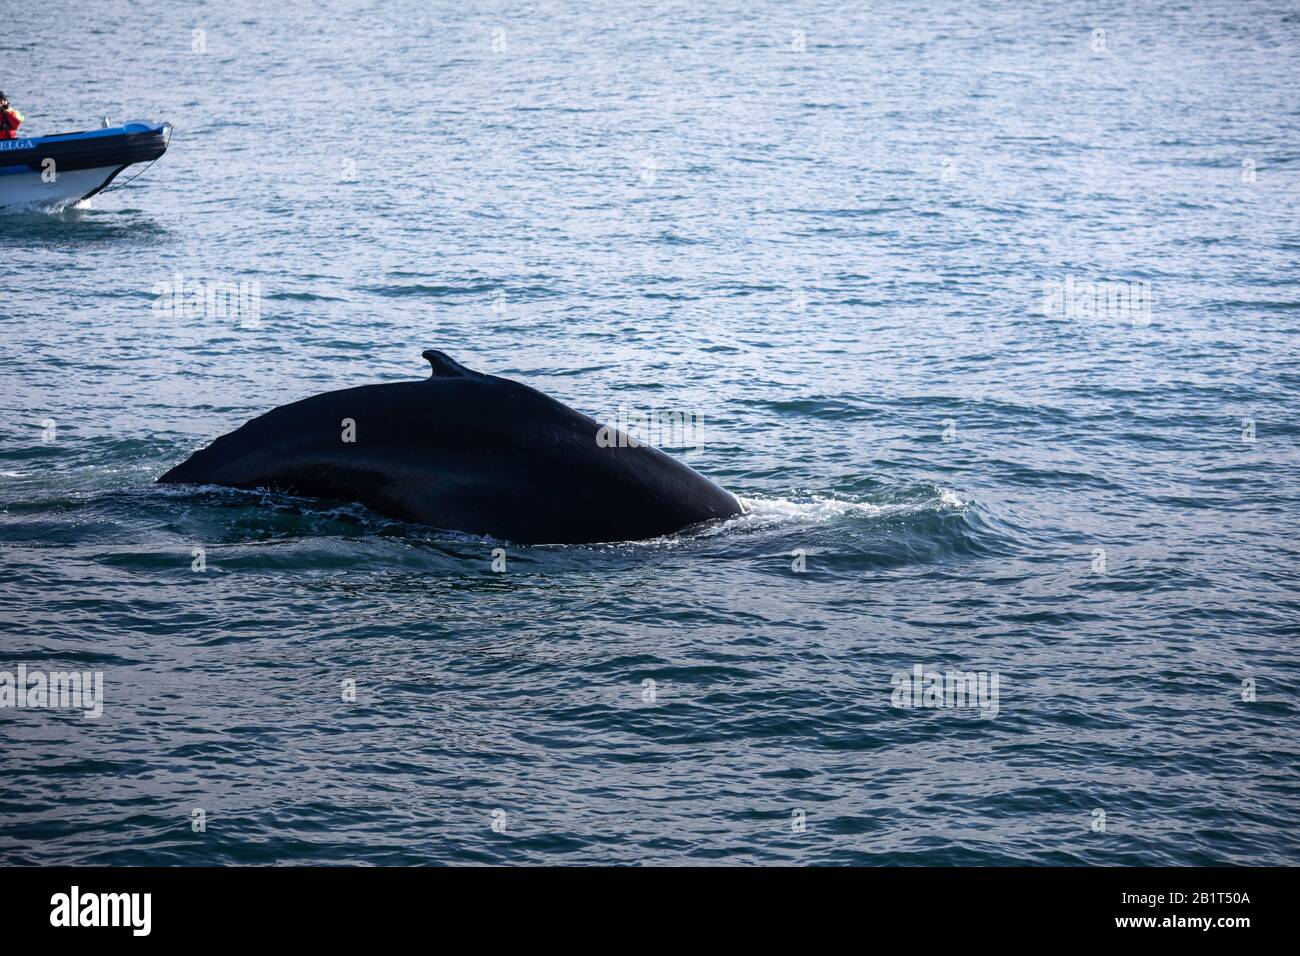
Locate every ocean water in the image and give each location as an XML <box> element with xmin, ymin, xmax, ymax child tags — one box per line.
<box><xmin>2</xmin><ymin>0</ymin><xmax>1299</xmax><ymax>865</ymax></box>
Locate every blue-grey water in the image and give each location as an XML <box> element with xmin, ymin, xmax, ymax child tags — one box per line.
<box><xmin>2</xmin><ymin>0</ymin><xmax>1299</xmax><ymax>865</ymax></box>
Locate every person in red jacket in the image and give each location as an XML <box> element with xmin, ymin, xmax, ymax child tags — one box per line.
<box><xmin>0</xmin><ymin>92</ymin><xmax>24</xmax><ymax>139</ymax></box>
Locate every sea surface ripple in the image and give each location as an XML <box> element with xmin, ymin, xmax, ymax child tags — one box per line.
<box><xmin>1</xmin><ymin>0</ymin><xmax>1298</xmax><ymax>864</ymax></box>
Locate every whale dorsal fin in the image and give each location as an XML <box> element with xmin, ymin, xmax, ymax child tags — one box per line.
<box><xmin>422</xmin><ymin>350</ymin><xmax>476</xmax><ymax>380</ymax></box>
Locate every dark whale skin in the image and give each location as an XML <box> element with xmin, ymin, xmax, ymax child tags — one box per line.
<box><xmin>158</xmin><ymin>350</ymin><xmax>743</xmax><ymax>544</ymax></box>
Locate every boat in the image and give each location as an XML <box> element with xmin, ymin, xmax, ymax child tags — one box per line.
<box><xmin>0</xmin><ymin>121</ymin><xmax>171</xmax><ymax>211</ymax></box>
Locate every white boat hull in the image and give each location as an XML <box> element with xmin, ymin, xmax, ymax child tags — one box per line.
<box><xmin>0</xmin><ymin>165</ymin><xmax>123</xmax><ymax>211</ymax></box>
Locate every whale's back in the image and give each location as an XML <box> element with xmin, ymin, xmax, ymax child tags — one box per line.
<box><xmin>159</xmin><ymin>354</ymin><xmax>741</xmax><ymax>543</ymax></box>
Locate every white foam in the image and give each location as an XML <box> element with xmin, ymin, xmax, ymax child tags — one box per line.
<box><xmin>688</xmin><ymin>489</ymin><xmax>968</xmax><ymax>537</ymax></box>
<box><xmin>738</xmin><ymin>494</ymin><xmax>886</xmax><ymax>521</ymax></box>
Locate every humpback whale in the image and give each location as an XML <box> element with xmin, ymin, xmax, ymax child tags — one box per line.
<box><xmin>158</xmin><ymin>350</ymin><xmax>744</xmax><ymax>544</ymax></box>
